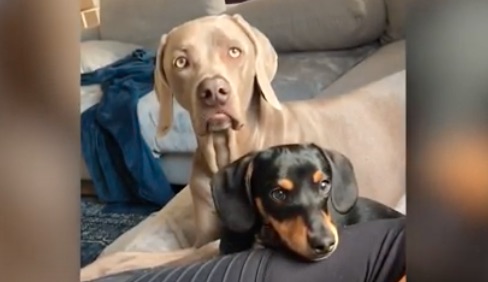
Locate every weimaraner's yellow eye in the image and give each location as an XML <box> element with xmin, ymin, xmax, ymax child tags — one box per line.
<box><xmin>228</xmin><ymin>47</ymin><xmax>242</xmax><ymax>58</ymax></box>
<box><xmin>173</xmin><ymin>57</ymin><xmax>188</xmax><ymax>69</ymax></box>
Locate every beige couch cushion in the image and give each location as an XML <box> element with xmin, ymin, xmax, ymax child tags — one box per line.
<box><xmin>381</xmin><ymin>0</ymin><xmax>407</xmax><ymax>44</ymax></box>
<box><xmin>226</xmin><ymin>0</ymin><xmax>386</xmax><ymax>52</ymax></box>
<box><xmin>99</xmin><ymin>0</ymin><xmax>226</xmax><ymax>50</ymax></box>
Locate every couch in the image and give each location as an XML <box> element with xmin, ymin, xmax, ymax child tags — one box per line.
<box><xmin>80</xmin><ymin>0</ymin><xmax>406</xmax><ymax>255</ymax></box>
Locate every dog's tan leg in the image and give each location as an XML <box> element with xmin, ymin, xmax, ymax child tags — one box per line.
<box><xmin>192</xmin><ymin>196</ymin><xmax>221</xmax><ymax>248</ymax></box>
<box><xmin>173</xmin><ymin>194</ymin><xmax>221</xmax><ymax>268</ymax></box>
<box><xmin>162</xmin><ymin>240</ymin><xmax>221</xmax><ymax>268</ymax></box>
<box><xmin>80</xmin><ymin>249</ymin><xmax>194</xmax><ymax>282</ymax></box>
<box><xmin>188</xmin><ymin>157</ymin><xmax>223</xmax><ymax>248</ymax></box>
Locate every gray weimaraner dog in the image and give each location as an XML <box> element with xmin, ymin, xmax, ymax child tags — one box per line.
<box><xmin>80</xmin><ymin>14</ymin><xmax>405</xmax><ymax>281</ymax></box>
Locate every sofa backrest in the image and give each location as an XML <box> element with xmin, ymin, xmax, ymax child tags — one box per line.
<box><xmin>95</xmin><ymin>0</ymin><xmax>226</xmax><ymax>50</ymax></box>
<box><xmin>81</xmin><ymin>0</ymin><xmax>406</xmax><ymax>50</ymax></box>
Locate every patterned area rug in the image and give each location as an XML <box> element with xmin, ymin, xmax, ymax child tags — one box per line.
<box><xmin>81</xmin><ymin>197</ymin><xmax>160</xmax><ymax>267</ymax></box>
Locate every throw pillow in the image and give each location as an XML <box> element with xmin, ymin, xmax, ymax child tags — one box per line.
<box><xmin>225</xmin><ymin>0</ymin><xmax>386</xmax><ymax>52</ymax></box>
<box><xmin>80</xmin><ymin>40</ymin><xmax>141</xmax><ymax>74</ymax></box>
<box><xmin>80</xmin><ymin>40</ymin><xmax>141</xmax><ymax>113</ymax></box>
<box><xmin>99</xmin><ymin>0</ymin><xmax>227</xmax><ymax>51</ymax></box>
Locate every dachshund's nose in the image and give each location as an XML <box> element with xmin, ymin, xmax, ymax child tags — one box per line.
<box><xmin>308</xmin><ymin>235</ymin><xmax>336</xmax><ymax>255</ymax></box>
<box><xmin>197</xmin><ymin>76</ymin><xmax>230</xmax><ymax>107</ymax></box>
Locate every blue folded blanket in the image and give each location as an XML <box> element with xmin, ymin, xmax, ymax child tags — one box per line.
<box><xmin>81</xmin><ymin>49</ymin><xmax>174</xmax><ymax>206</ymax></box>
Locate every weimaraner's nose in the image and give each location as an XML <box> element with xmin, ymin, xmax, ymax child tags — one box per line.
<box><xmin>197</xmin><ymin>76</ymin><xmax>230</xmax><ymax>107</ymax></box>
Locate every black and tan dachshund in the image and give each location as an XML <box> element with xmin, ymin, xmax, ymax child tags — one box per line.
<box><xmin>211</xmin><ymin>143</ymin><xmax>404</xmax><ymax>261</ymax></box>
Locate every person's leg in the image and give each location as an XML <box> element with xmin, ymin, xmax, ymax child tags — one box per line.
<box><xmin>265</xmin><ymin>218</ymin><xmax>405</xmax><ymax>282</ymax></box>
<box><xmin>91</xmin><ymin>218</ymin><xmax>405</xmax><ymax>282</ymax></box>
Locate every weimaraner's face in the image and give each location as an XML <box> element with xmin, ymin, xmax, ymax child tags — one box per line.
<box><xmin>154</xmin><ymin>15</ymin><xmax>282</xmax><ymax>137</ymax></box>
<box><xmin>163</xmin><ymin>17</ymin><xmax>255</xmax><ymax>134</ymax></box>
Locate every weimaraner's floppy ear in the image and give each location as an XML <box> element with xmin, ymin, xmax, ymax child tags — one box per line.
<box><xmin>230</xmin><ymin>14</ymin><xmax>282</xmax><ymax>110</ymax></box>
<box><xmin>154</xmin><ymin>34</ymin><xmax>173</xmax><ymax>137</ymax></box>
<box><xmin>311</xmin><ymin>144</ymin><xmax>359</xmax><ymax>213</ymax></box>
<box><xmin>211</xmin><ymin>151</ymin><xmax>257</xmax><ymax>233</ymax></box>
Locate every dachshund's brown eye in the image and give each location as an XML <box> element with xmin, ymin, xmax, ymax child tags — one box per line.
<box><xmin>228</xmin><ymin>47</ymin><xmax>242</xmax><ymax>58</ymax></box>
<box><xmin>319</xmin><ymin>179</ymin><xmax>331</xmax><ymax>193</ymax></box>
<box><xmin>270</xmin><ymin>188</ymin><xmax>287</xmax><ymax>202</ymax></box>
<box><xmin>173</xmin><ymin>57</ymin><xmax>189</xmax><ymax>69</ymax></box>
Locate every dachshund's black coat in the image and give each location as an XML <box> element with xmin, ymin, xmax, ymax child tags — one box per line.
<box><xmin>211</xmin><ymin>143</ymin><xmax>403</xmax><ymax>261</ymax></box>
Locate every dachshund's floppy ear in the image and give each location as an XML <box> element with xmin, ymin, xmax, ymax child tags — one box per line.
<box><xmin>211</xmin><ymin>152</ymin><xmax>257</xmax><ymax>233</ymax></box>
<box><xmin>312</xmin><ymin>144</ymin><xmax>358</xmax><ymax>213</ymax></box>
<box><xmin>230</xmin><ymin>14</ymin><xmax>282</xmax><ymax>110</ymax></box>
<box><xmin>154</xmin><ymin>34</ymin><xmax>173</xmax><ymax>137</ymax></box>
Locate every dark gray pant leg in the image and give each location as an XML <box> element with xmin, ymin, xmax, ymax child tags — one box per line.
<box><xmin>92</xmin><ymin>218</ymin><xmax>405</xmax><ymax>282</ymax></box>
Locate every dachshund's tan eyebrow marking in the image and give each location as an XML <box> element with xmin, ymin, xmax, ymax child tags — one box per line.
<box><xmin>313</xmin><ymin>171</ymin><xmax>324</xmax><ymax>183</ymax></box>
<box><xmin>278</xmin><ymin>179</ymin><xmax>294</xmax><ymax>190</ymax></box>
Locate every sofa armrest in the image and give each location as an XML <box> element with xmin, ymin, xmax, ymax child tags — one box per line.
<box><xmin>381</xmin><ymin>0</ymin><xmax>407</xmax><ymax>44</ymax></box>
<box><xmin>81</xmin><ymin>26</ymin><xmax>101</xmax><ymax>42</ymax></box>
<box><xmin>320</xmin><ymin>39</ymin><xmax>405</xmax><ymax>98</ymax></box>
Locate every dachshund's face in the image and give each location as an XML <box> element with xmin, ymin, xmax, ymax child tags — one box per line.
<box><xmin>250</xmin><ymin>145</ymin><xmax>338</xmax><ymax>260</ymax></box>
<box><xmin>212</xmin><ymin>143</ymin><xmax>359</xmax><ymax>261</ymax></box>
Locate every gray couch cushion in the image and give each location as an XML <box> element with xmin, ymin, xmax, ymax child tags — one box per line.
<box><xmin>99</xmin><ymin>0</ymin><xmax>226</xmax><ymax>50</ymax></box>
<box><xmin>226</xmin><ymin>0</ymin><xmax>386</xmax><ymax>52</ymax></box>
<box><xmin>273</xmin><ymin>44</ymin><xmax>378</xmax><ymax>101</ymax></box>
